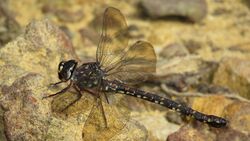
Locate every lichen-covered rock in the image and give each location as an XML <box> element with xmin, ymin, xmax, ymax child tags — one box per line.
<box><xmin>213</xmin><ymin>57</ymin><xmax>250</xmax><ymax>99</ymax></box>
<box><xmin>140</xmin><ymin>0</ymin><xmax>207</xmax><ymax>22</ymax></box>
<box><xmin>0</xmin><ymin>20</ymin><xmax>147</xmax><ymax>141</ymax></box>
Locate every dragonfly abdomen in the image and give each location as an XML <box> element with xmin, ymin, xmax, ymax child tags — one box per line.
<box><xmin>103</xmin><ymin>80</ymin><xmax>228</xmax><ymax>128</ymax></box>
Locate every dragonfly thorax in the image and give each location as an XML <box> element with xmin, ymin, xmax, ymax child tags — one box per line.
<box><xmin>72</xmin><ymin>62</ymin><xmax>105</xmax><ymax>89</ymax></box>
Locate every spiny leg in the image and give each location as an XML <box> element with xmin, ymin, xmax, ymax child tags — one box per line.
<box><xmin>60</xmin><ymin>85</ymin><xmax>82</xmax><ymax>112</ymax></box>
<box><xmin>43</xmin><ymin>82</ymin><xmax>72</xmax><ymax>99</ymax></box>
<box><xmin>84</xmin><ymin>88</ymin><xmax>108</xmax><ymax>128</ymax></box>
<box><xmin>97</xmin><ymin>97</ymin><xmax>108</xmax><ymax>128</ymax></box>
<box><xmin>48</xmin><ymin>81</ymin><xmax>65</xmax><ymax>89</ymax></box>
<box><xmin>101</xmin><ymin>79</ymin><xmax>110</xmax><ymax>104</ymax></box>
<box><xmin>103</xmin><ymin>92</ymin><xmax>110</xmax><ymax>104</ymax></box>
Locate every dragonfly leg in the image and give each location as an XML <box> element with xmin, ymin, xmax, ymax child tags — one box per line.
<box><xmin>43</xmin><ymin>82</ymin><xmax>72</xmax><ymax>99</ymax></box>
<box><xmin>83</xmin><ymin>89</ymin><xmax>98</xmax><ymax>97</ymax></box>
<box><xmin>103</xmin><ymin>92</ymin><xmax>110</xmax><ymax>104</ymax></box>
<box><xmin>83</xmin><ymin>89</ymin><xmax>108</xmax><ymax>128</ymax></box>
<box><xmin>48</xmin><ymin>81</ymin><xmax>64</xmax><ymax>89</ymax></box>
<box><xmin>84</xmin><ymin>89</ymin><xmax>110</xmax><ymax>104</ymax></box>
<box><xmin>97</xmin><ymin>97</ymin><xmax>108</xmax><ymax>128</ymax></box>
<box><xmin>61</xmin><ymin>85</ymin><xmax>82</xmax><ymax>112</ymax></box>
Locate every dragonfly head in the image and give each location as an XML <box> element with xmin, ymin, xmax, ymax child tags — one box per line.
<box><xmin>58</xmin><ymin>60</ymin><xmax>78</xmax><ymax>81</ymax></box>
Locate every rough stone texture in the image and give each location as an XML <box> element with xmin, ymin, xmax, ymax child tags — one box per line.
<box><xmin>159</xmin><ymin>43</ymin><xmax>189</xmax><ymax>59</ymax></box>
<box><xmin>0</xmin><ymin>20</ymin><xmax>147</xmax><ymax>141</ymax></box>
<box><xmin>188</xmin><ymin>97</ymin><xmax>250</xmax><ymax>141</ymax></box>
<box><xmin>168</xmin><ymin>124</ymin><xmax>250</xmax><ymax>141</ymax></box>
<box><xmin>216</xmin><ymin>128</ymin><xmax>250</xmax><ymax>141</ymax></box>
<box><xmin>131</xmin><ymin>111</ymin><xmax>180</xmax><ymax>141</ymax></box>
<box><xmin>224</xmin><ymin>101</ymin><xmax>250</xmax><ymax>134</ymax></box>
<box><xmin>0</xmin><ymin>0</ymin><xmax>21</xmax><ymax>47</ymax></box>
<box><xmin>191</xmin><ymin>95</ymin><xmax>233</xmax><ymax>118</ymax></box>
<box><xmin>167</xmin><ymin>125</ymin><xmax>214</xmax><ymax>141</ymax></box>
<box><xmin>141</xmin><ymin>0</ymin><xmax>207</xmax><ymax>22</ymax></box>
<box><xmin>213</xmin><ymin>58</ymin><xmax>250</xmax><ymax>99</ymax></box>
<box><xmin>156</xmin><ymin>56</ymin><xmax>203</xmax><ymax>77</ymax></box>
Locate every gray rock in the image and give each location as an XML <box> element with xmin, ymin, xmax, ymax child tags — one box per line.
<box><xmin>141</xmin><ymin>0</ymin><xmax>207</xmax><ymax>22</ymax></box>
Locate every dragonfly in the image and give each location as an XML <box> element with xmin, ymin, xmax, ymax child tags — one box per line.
<box><xmin>44</xmin><ymin>7</ymin><xmax>228</xmax><ymax>131</ymax></box>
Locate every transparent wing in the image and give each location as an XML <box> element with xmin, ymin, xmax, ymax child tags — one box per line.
<box><xmin>50</xmin><ymin>89</ymin><xmax>130</xmax><ymax>140</ymax></box>
<box><xmin>96</xmin><ymin>7</ymin><xmax>156</xmax><ymax>84</ymax></box>
<box><xmin>96</xmin><ymin>7</ymin><xmax>129</xmax><ymax>70</ymax></box>
<box><xmin>105</xmin><ymin>41</ymin><xmax>157</xmax><ymax>84</ymax></box>
<box><xmin>82</xmin><ymin>94</ymin><xmax>130</xmax><ymax>140</ymax></box>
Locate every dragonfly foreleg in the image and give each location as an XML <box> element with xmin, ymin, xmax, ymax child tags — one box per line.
<box><xmin>48</xmin><ymin>81</ymin><xmax>65</xmax><ymax>88</ymax></box>
<box><xmin>43</xmin><ymin>82</ymin><xmax>72</xmax><ymax>99</ymax></box>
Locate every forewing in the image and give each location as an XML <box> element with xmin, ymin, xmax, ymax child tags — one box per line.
<box><xmin>96</xmin><ymin>7</ymin><xmax>129</xmax><ymax>69</ymax></box>
<box><xmin>105</xmin><ymin>41</ymin><xmax>156</xmax><ymax>84</ymax></box>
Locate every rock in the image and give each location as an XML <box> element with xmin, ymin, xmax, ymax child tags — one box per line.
<box><xmin>196</xmin><ymin>83</ymin><xmax>231</xmax><ymax>94</ymax></box>
<box><xmin>228</xmin><ymin>42</ymin><xmax>250</xmax><ymax>53</ymax></box>
<box><xmin>216</xmin><ymin>128</ymin><xmax>250</xmax><ymax>141</ymax></box>
<box><xmin>191</xmin><ymin>95</ymin><xmax>233</xmax><ymax>118</ymax></box>
<box><xmin>140</xmin><ymin>0</ymin><xmax>207</xmax><ymax>22</ymax></box>
<box><xmin>159</xmin><ymin>43</ymin><xmax>189</xmax><ymax>59</ymax></box>
<box><xmin>213</xmin><ymin>57</ymin><xmax>250</xmax><ymax>99</ymax></box>
<box><xmin>155</xmin><ymin>59</ymin><xmax>220</xmax><ymax>92</ymax></box>
<box><xmin>190</xmin><ymin>95</ymin><xmax>250</xmax><ymax>139</ymax></box>
<box><xmin>0</xmin><ymin>106</ymin><xmax>7</xmax><ymax>141</ymax></box>
<box><xmin>224</xmin><ymin>101</ymin><xmax>250</xmax><ymax>134</ymax></box>
<box><xmin>131</xmin><ymin>111</ymin><xmax>179</xmax><ymax>141</ymax></box>
<box><xmin>167</xmin><ymin>125</ymin><xmax>214</xmax><ymax>141</ymax></box>
<box><xmin>0</xmin><ymin>19</ymin><xmax>78</xmax><ymax>140</ymax></box>
<box><xmin>165</xmin><ymin>111</ymin><xmax>183</xmax><ymax>125</ymax></box>
<box><xmin>1</xmin><ymin>74</ymin><xmax>51</xmax><ymax>141</ymax></box>
<box><xmin>0</xmin><ymin>20</ymin><xmax>147</xmax><ymax>140</ymax></box>
<box><xmin>156</xmin><ymin>56</ymin><xmax>203</xmax><ymax>77</ymax></box>
<box><xmin>182</xmin><ymin>39</ymin><xmax>202</xmax><ymax>54</ymax></box>
<box><xmin>0</xmin><ymin>0</ymin><xmax>21</xmax><ymax>46</ymax></box>
<box><xmin>212</xmin><ymin>8</ymin><xmax>232</xmax><ymax>16</ymax></box>
<box><xmin>168</xmin><ymin>124</ymin><xmax>250</xmax><ymax>141</ymax></box>
<box><xmin>242</xmin><ymin>0</ymin><xmax>250</xmax><ymax>9</ymax></box>
<box><xmin>168</xmin><ymin>98</ymin><xmax>250</xmax><ymax>140</ymax></box>
<box><xmin>42</xmin><ymin>5</ymin><xmax>84</xmax><ymax>23</ymax></box>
